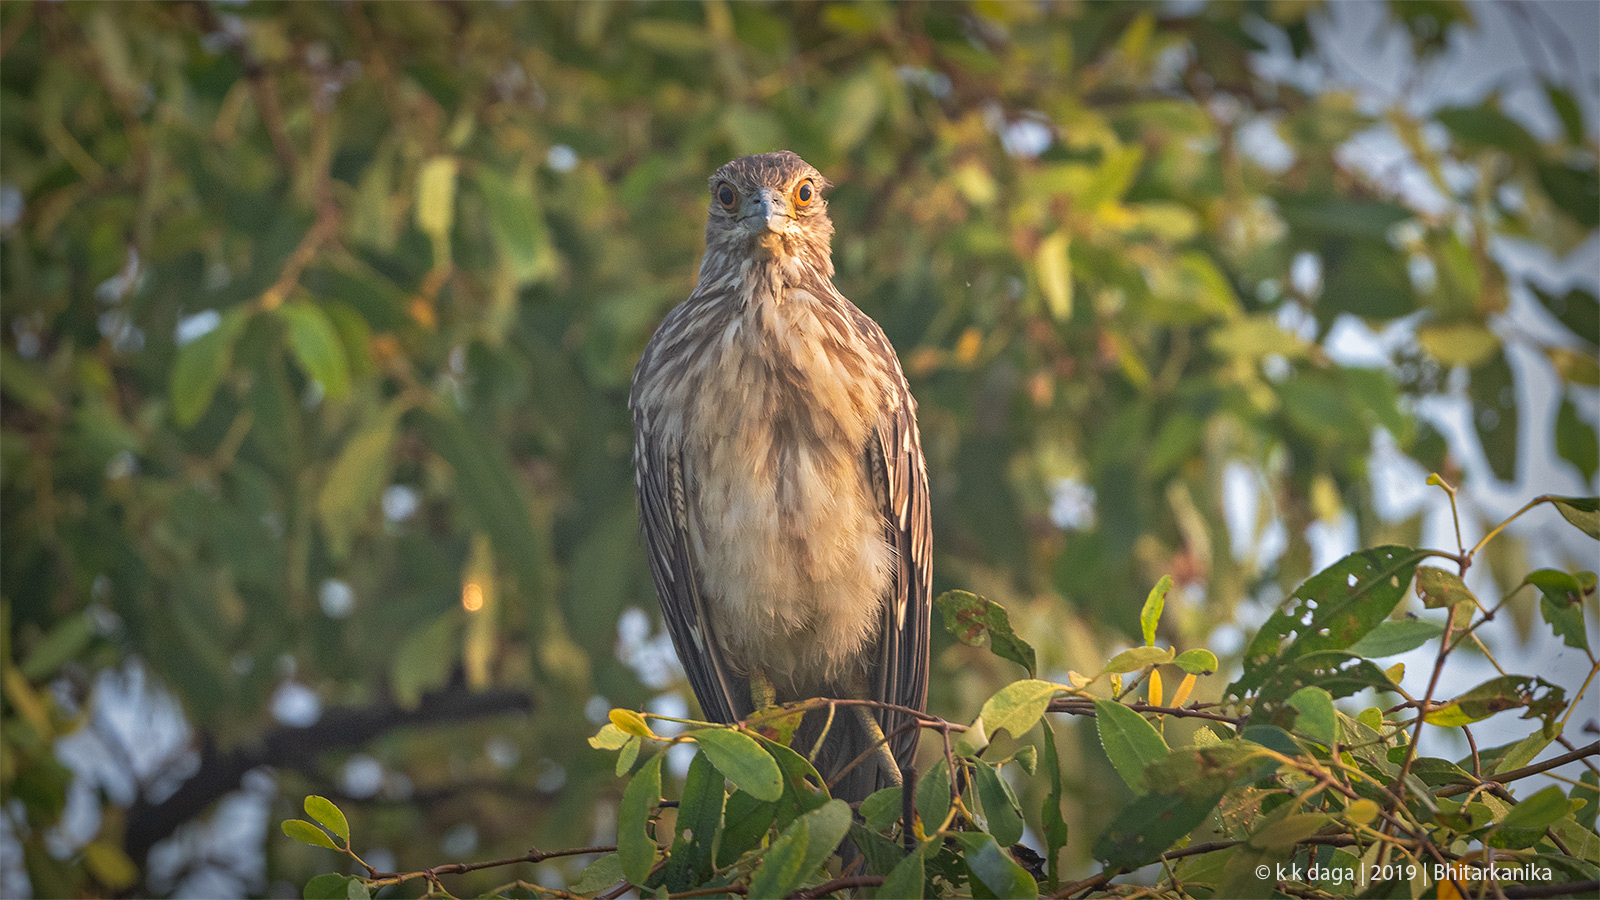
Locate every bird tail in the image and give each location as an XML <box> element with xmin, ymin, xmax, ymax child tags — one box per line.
<box><xmin>796</xmin><ymin>705</ymin><xmax>909</xmax><ymax>804</ymax></box>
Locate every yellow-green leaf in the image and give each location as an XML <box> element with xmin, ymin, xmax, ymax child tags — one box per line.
<box><xmin>1036</xmin><ymin>231</ymin><xmax>1073</xmax><ymax>321</ymax></box>
<box><xmin>304</xmin><ymin>795</ymin><xmax>349</xmax><ymax>843</ymax></box>
<box><xmin>1140</xmin><ymin>575</ymin><xmax>1172</xmax><ymax>647</ymax></box>
<box><xmin>281</xmin><ymin>818</ymin><xmax>338</xmax><ymax>850</ymax></box>
<box><xmin>609</xmin><ymin>708</ymin><xmax>653</xmax><ymax>738</ymax></box>
<box><xmin>416</xmin><ymin>155</ymin><xmax>459</xmax><ymax>244</ymax></box>
<box><xmin>1104</xmin><ymin>645</ymin><xmax>1174</xmax><ymax>674</ymax></box>
<box><xmin>978</xmin><ymin>679</ymin><xmax>1063</xmax><ymax>739</ymax></box>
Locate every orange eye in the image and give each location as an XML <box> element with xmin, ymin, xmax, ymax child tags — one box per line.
<box><xmin>716</xmin><ymin>183</ymin><xmax>738</xmax><ymax>210</ymax></box>
<box><xmin>794</xmin><ymin>180</ymin><xmax>815</xmax><ymax>208</ymax></box>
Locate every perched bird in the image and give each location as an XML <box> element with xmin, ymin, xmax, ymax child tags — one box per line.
<box><xmin>630</xmin><ymin>151</ymin><xmax>932</xmax><ymax>802</ymax></box>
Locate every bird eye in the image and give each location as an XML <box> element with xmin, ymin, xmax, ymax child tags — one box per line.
<box><xmin>794</xmin><ymin>181</ymin><xmax>815</xmax><ymax>208</ymax></box>
<box><xmin>716</xmin><ymin>183</ymin><xmax>738</xmax><ymax>210</ymax></box>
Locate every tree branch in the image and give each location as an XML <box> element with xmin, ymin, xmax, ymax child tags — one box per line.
<box><xmin>123</xmin><ymin>685</ymin><xmax>533</xmax><ymax>866</ymax></box>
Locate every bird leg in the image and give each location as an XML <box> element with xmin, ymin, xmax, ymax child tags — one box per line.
<box><xmin>854</xmin><ymin>704</ymin><xmax>903</xmax><ymax>787</ymax></box>
<box><xmin>748</xmin><ymin>667</ymin><xmax>777</xmax><ymax>711</ymax></box>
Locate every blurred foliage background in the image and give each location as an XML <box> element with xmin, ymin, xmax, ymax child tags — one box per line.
<box><xmin>1</xmin><ymin>1</ymin><xmax>1595</xmax><ymax>896</ymax></box>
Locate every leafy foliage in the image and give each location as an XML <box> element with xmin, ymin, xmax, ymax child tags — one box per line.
<box><xmin>285</xmin><ymin>493</ymin><xmax>1600</xmax><ymax>897</ymax></box>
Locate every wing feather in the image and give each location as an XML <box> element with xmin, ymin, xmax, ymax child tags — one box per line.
<box><xmin>864</xmin><ymin>335</ymin><xmax>933</xmax><ymax>773</ymax></box>
<box><xmin>632</xmin><ymin>409</ymin><xmax>747</xmax><ymax>724</ymax></box>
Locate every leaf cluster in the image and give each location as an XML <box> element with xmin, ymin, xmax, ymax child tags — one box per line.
<box><xmin>287</xmin><ymin>495</ymin><xmax>1600</xmax><ymax>897</ymax></box>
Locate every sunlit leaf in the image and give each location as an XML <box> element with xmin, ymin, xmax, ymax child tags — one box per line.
<box><xmin>303</xmin><ymin>796</ymin><xmax>349</xmax><ymax>844</ymax></box>
<box><xmin>1140</xmin><ymin>575</ymin><xmax>1171</xmax><ymax>647</ymax></box>
<box><xmin>978</xmin><ymin>679</ymin><xmax>1063</xmax><ymax>740</ymax></box>
<box><xmin>281</xmin><ymin>819</ymin><xmax>338</xmax><ymax>850</ymax></box>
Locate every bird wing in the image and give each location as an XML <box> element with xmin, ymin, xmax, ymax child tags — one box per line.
<box><xmin>864</xmin><ymin>330</ymin><xmax>934</xmax><ymax>772</ymax></box>
<box><xmin>632</xmin><ymin>413</ymin><xmax>747</xmax><ymax>725</ymax></box>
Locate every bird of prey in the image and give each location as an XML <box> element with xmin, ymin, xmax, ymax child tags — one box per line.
<box><xmin>630</xmin><ymin>151</ymin><xmax>932</xmax><ymax>803</ymax></box>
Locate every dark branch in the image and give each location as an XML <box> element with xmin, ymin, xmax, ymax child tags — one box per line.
<box><xmin>123</xmin><ymin>685</ymin><xmax>533</xmax><ymax>865</ymax></box>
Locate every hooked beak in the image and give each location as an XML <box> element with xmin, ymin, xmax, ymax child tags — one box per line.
<box><xmin>754</xmin><ymin>189</ymin><xmax>790</xmax><ymax>235</ymax></box>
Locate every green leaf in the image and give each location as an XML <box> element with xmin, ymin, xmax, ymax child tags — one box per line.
<box><xmin>280</xmin><ymin>301</ymin><xmax>352</xmax><ymax>402</ymax></box>
<box><xmin>977</xmin><ymin>679</ymin><xmax>1062</xmax><ymax>740</ymax></box>
<box><xmin>954</xmin><ymin>832</ymin><xmax>1038</xmax><ymax>899</ymax></box>
<box><xmin>1529</xmin><ymin>569</ymin><xmax>1592</xmax><ymax>651</ymax></box>
<box><xmin>1172</xmin><ymin>648</ymin><xmax>1218</xmax><ymax>675</ymax></box>
<box><xmin>1039</xmin><ymin>724</ymin><xmax>1069</xmax><ymax>890</ymax></box>
<box><xmin>317</xmin><ymin>400</ymin><xmax>405</xmax><ymax>559</ymax></box>
<box><xmin>1095</xmin><ymin>742</ymin><xmax>1278</xmax><ymax>870</ymax></box>
<box><xmin>859</xmin><ymin>787</ymin><xmax>902</xmax><ymax>834</ymax></box>
<box><xmin>1470</xmin><ymin>354</ymin><xmax>1518</xmax><ymax>482</ymax></box>
<box><xmin>474</xmin><ymin>167</ymin><xmax>547</xmax><ymax>286</ymax></box>
<box><xmin>617</xmin><ymin>752</ymin><xmax>662</xmax><ymax>886</ymax></box>
<box><xmin>170</xmin><ymin>307</ymin><xmax>248</xmax><ymax>427</ymax></box>
<box><xmin>1346</xmin><ymin>618</ymin><xmax>1445</xmax><ymax>657</ymax></box>
<box><xmin>936</xmin><ymin>591</ymin><xmax>1037</xmax><ymax>677</ymax></box>
<box><xmin>1416</xmin><ymin>565</ymin><xmax>1476</xmax><ymax>609</ymax></box>
<box><xmin>391</xmin><ymin>612</ymin><xmax>458</xmax><ymax>709</ymax></box>
<box><xmin>415</xmin><ymin>155</ymin><xmax>458</xmax><ymax>244</ymax></box>
<box><xmin>1285</xmin><ymin>686</ymin><xmax>1338</xmax><ymax>746</ymax></box>
<box><xmin>303</xmin><ymin>796</ymin><xmax>349</xmax><ymax>844</ymax></box>
<box><xmin>874</xmin><ymin>842</ymin><xmax>927</xmax><ymax>899</ymax></box>
<box><xmin>302</xmin><ymin>874</ymin><xmax>368</xmax><ymax>900</ymax></box>
<box><xmin>1551</xmin><ymin>496</ymin><xmax>1600</xmax><ymax>540</ymax></box>
<box><xmin>1094</xmin><ymin>699</ymin><xmax>1169</xmax><ymax>793</ymax></box>
<box><xmin>1036</xmin><ymin>231</ymin><xmax>1073</xmax><ymax>321</ymax></box>
<box><xmin>615</xmin><ymin>735</ymin><xmax>642</xmax><ymax>777</ymax></box>
<box><xmin>589</xmin><ymin>723</ymin><xmax>631</xmax><ymax>751</ymax></box>
<box><xmin>1530</xmin><ymin>284</ymin><xmax>1599</xmax><ymax>350</ymax></box>
<box><xmin>570</xmin><ymin>854</ymin><xmax>624</xmax><ymax>894</ymax></box>
<box><xmin>663</xmin><ymin>751</ymin><xmax>724</xmax><ymax>891</ymax></box>
<box><xmin>1538</xmin><ymin>158</ymin><xmax>1600</xmax><ymax>229</ymax></box>
<box><xmin>973</xmin><ymin>762</ymin><xmax>1025</xmax><ymax>847</ymax></box>
<box><xmin>281</xmin><ymin>819</ymin><xmax>338</xmax><ymax>850</ymax></box>
<box><xmin>1104</xmin><ymin>645</ymin><xmax>1174</xmax><ymax>674</ymax></box>
<box><xmin>747</xmin><ymin>799</ymin><xmax>851</xmax><ymax>899</ymax></box>
<box><xmin>1276</xmin><ymin>194</ymin><xmax>1412</xmax><ymax>239</ymax></box>
<box><xmin>1140</xmin><ymin>575</ymin><xmax>1172</xmax><ymax>647</ymax></box>
<box><xmin>19</xmin><ymin>615</ymin><xmax>94</xmax><ymax>680</ymax></box>
<box><xmin>692</xmin><ymin>727</ymin><xmax>783</xmax><ymax>802</ymax></box>
<box><xmin>1545</xmin><ymin>82</ymin><xmax>1586</xmax><ymax>145</ymax></box>
<box><xmin>914</xmin><ymin>756</ymin><xmax>952</xmax><ymax>831</ymax></box>
<box><xmin>828</xmin><ymin>67</ymin><xmax>883</xmax><ymax>152</ymax></box>
<box><xmin>1437</xmin><ymin>103</ymin><xmax>1541</xmax><ymax>158</ymax></box>
<box><xmin>719</xmin><ymin>789</ymin><xmax>777</xmax><ymax>869</ymax></box>
<box><xmin>1498</xmin><ymin>786</ymin><xmax>1571</xmax><ymax>831</ymax></box>
<box><xmin>1424</xmin><ymin>674</ymin><xmax>1566</xmax><ymax>732</ymax></box>
<box><xmin>1248</xmin><ymin>811</ymin><xmax>1331</xmax><ymax>848</ymax></box>
<box><xmin>1230</xmin><ymin>545</ymin><xmax>1423</xmax><ymax>703</ymax></box>
<box><xmin>1557</xmin><ymin>398</ymin><xmax>1599</xmax><ymax>482</ymax></box>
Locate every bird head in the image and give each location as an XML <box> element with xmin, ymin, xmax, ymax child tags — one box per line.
<box><xmin>704</xmin><ymin>151</ymin><xmax>834</xmax><ymax>266</ymax></box>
